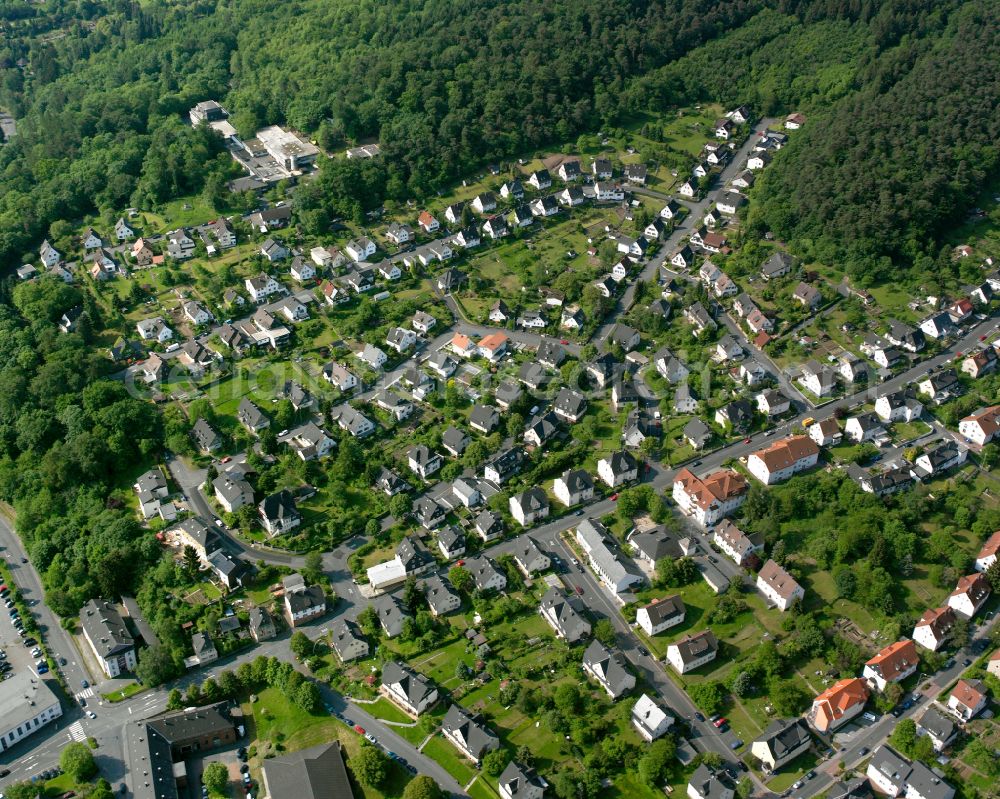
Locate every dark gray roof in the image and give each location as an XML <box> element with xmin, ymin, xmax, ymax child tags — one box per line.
<box><xmin>80</xmin><ymin>599</ymin><xmax>134</xmax><ymax>657</ymax></box>
<box><xmin>396</xmin><ymin>535</ymin><xmax>434</xmax><ymax>571</ymax></box>
<box><xmin>146</xmin><ymin>702</ymin><xmax>236</xmax><ymax>745</ymax></box>
<box><xmin>259</xmin><ymin>490</ymin><xmax>299</xmax><ymax>524</ymax></box>
<box><xmin>261</xmin><ymin>741</ymin><xmax>354</xmax><ymax>799</ymax></box>
<box><xmin>381</xmin><ymin>661</ymin><xmax>435</xmax><ymax>707</ymax></box>
<box><xmin>442</xmin><ymin>704</ymin><xmax>498</xmax><ymax>760</ymax></box>
<box><xmin>917</xmin><ymin>707</ymin><xmax>955</xmax><ymax>743</ymax></box>
<box><xmin>642</xmin><ymin>594</ymin><xmax>685</xmax><ymax>626</ymax></box>
<box><xmin>539</xmin><ymin>587</ymin><xmax>589</xmax><ymax>640</ymax></box>
<box><xmin>499</xmin><ymin>762</ymin><xmax>546</xmax><ymax>799</ymax></box>
<box><xmin>631</xmin><ymin>531</ymin><xmax>683</xmax><ymax>562</ymax></box>
<box><xmin>582</xmin><ymin>639</ymin><xmax>633</xmax><ymax>695</ymax></box>
<box><xmin>755</xmin><ymin>718</ymin><xmax>811</xmax><ymax>761</ymax></box>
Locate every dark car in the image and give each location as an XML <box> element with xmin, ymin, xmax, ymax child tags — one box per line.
<box><xmin>0</xmin><ymin>768</ymin><xmax>10</xmax><ymax>777</ymax></box>
<box><xmin>962</xmin><ymin>658</ymin><xmax>972</xmax><ymax>667</ymax></box>
<box><xmin>23</xmin><ymin>637</ymin><xmax>37</xmax><ymax>647</ymax></box>
<box><xmin>859</xmin><ymin>747</ymin><xmax>870</xmax><ymax>757</ymax></box>
<box><xmin>694</xmin><ymin>712</ymin><xmax>705</xmax><ymax>722</ymax></box>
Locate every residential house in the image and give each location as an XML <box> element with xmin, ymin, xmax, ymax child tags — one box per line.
<box><xmin>373</xmin><ymin>594</ymin><xmax>411</xmax><ymax>638</ymax></box>
<box><xmin>760</xmin><ymin>252</ymin><xmax>794</xmax><ymax>280</ymax></box>
<box><xmin>912</xmin><ymin>440</ymin><xmax>967</xmax><ymax>479</ymax></box>
<box><xmin>576</xmin><ymin>518</ymin><xmax>643</xmax><ymax>594</ymax></box>
<box><xmin>528</xmin><ymin>169</ymin><xmax>552</xmax><ymax>190</ymax></box>
<box><xmin>482</xmin><ymin>447</ymin><xmax>524</xmax><ymax>485</ymax></box>
<box><xmin>191</xmin><ymin>419</ymin><xmax>221</xmax><ymax>454</ymax></box>
<box><xmin>687</xmin><ymin>765</ymin><xmax>734</xmax><ymax>799</ymax></box>
<box><xmin>322</xmin><ymin>362</ymin><xmax>358</xmax><ymax>392</ymax></box>
<box><xmin>636</xmin><ymin>595</ymin><xmax>686</xmax><ymax>636</ymax></box>
<box><xmin>441</xmin><ymin>705</ymin><xmax>499</xmax><ymax>765</ymax></box>
<box><xmin>237</xmin><ymin>398</ymin><xmax>270</xmax><ymax>434</ymax></box>
<box><xmin>684</xmin><ymin>418</ymin><xmax>712</xmax><ymax>449</ymax></box>
<box><xmin>509</xmin><ymin>487</ymin><xmax>550</xmax><ymax>527</ymax></box>
<box><xmin>859</xmin><ymin>466</ymin><xmax>914</xmax><ymax>497</ymax></box>
<box><xmin>464</xmin><ymin>555</ymin><xmax>507</xmax><ymax>593</ymax></box>
<box><xmin>715</xmin><ymin>334</ymin><xmax>744</xmax><ymax>361</ymax></box>
<box><xmin>408</xmin><ymin>444</ymin><xmax>442</xmax><ymax>480</ymax></box>
<box><xmin>582</xmin><ymin>640</ymin><xmax>636</xmax><ymax>699</ymax></box>
<box><xmin>863</xmin><ymin>639</ymin><xmax>918</xmax><ymax>692</ymax></box>
<box><xmin>807</xmin><ymin>678</ymin><xmax>869</xmax><ymax>732</ymax></box>
<box><xmin>919</xmin><ymin>313</ymin><xmax>955</xmax><ymax>341</ymax></box>
<box><xmin>478</xmin><ymin>332</ymin><xmax>509</xmax><ymax>362</ymax></box>
<box><xmin>756</xmin><ymin>559</ymin><xmax>804</xmax><ymax>611</ymax></box>
<box><xmin>624</xmin><ymin>163</ymin><xmax>647</xmax><ymax>184</ymax></box>
<box><xmin>798</xmin><ymin>359</ymin><xmax>837</xmax><ymax>397</ymax></box>
<box><xmin>418</xmin><ymin>211</ymin><xmax>439</xmax><ymax>233</ymax></box>
<box><xmin>712</xmin><ymin>519</ymin><xmax>763</xmax><ymax>567</ymax></box>
<box><xmin>654</xmin><ymin>347</ymin><xmax>689</xmax><ymax>383</ymax></box>
<box><xmin>539</xmin><ymin>587</ymin><xmax>591</xmax><ymax>643</ymax></box>
<box><xmin>866</xmin><ymin>745</ymin><xmax>955</xmax><ymax>799</ymax></box>
<box><xmin>249</xmin><ymin>607</ymin><xmax>276</xmax><ymax>642</ymax></box>
<box><xmin>549</xmin><ymin>389</ymin><xmax>586</xmax><ymax>425</ymax></box>
<box><xmin>246</xmin><ymin>273</ymin><xmax>284</xmax><ymax>303</ymax></box>
<box><xmin>875</xmin><ymin>388</ymin><xmax>924</xmax><ymax>423</ymax></box>
<box><xmin>381</xmin><ymin>661</ymin><xmax>438</xmax><ymax>716</ymax></box>
<box><xmin>260</xmin><ymin>238</ymin><xmax>288</xmax><ymax>262</ymax></box>
<box><xmin>632</xmin><ymin>694</ymin><xmax>674</xmax><ymax>742</ymax></box>
<box><xmin>792</xmin><ymin>282</ymin><xmax>821</xmax><ymax>308</ymax></box>
<box><xmin>512</xmin><ymin>535</ymin><xmax>550</xmax><ymax>576</ymax></box>
<box><xmin>330</xmin><ymin>619</ymin><xmax>369</xmax><ymax>662</ymax></box>
<box><xmin>597</xmin><ymin>450</ymin><xmax>638</xmax><ymax>488</ymax></box>
<box><xmin>947</xmin><ymin>572</ymin><xmax>990</xmax><ymax>618</ymax></box>
<box><xmin>917</xmin><ymin>369</ymin><xmax>962</xmax><ymax>404</ymax></box>
<box><xmin>420</xmin><ymin>575</ymin><xmax>461</xmax><ymax>617</ymax></box>
<box><xmin>757</xmin><ymin>389</ymin><xmax>790</xmax><ymax>417</ymax></box>
<box><xmin>136</xmin><ymin>317</ymin><xmax>173</xmax><ymax>342</ymax></box>
<box><xmin>259</xmin><ymin>490</ymin><xmax>301</xmax><ymax>537</ymax></box>
<box><xmin>747</xmin><ymin>436</ymin><xmax>819</xmax><ymax>485</ymax></box>
<box><xmin>667</xmin><ymin>630</ymin><xmax>719</xmax><ymax>674</ymax></box>
<box><xmin>285</xmin><ymin>423</ymin><xmax>335</xmax><ymax>461</ymax></box>
<box><xmin>482</xmin><ymin>216</ymin><xmax>509</xmax><ymax>239</ymax></box>
<box><xmin>962</xmin><ymin>348</ymin><xmax>997</xmax><ymax>379</ymax></box>
<box><xmin>845</xmin><ymin>412</ymin><xmax>884</xmax><ymax>443</ymax></box>
<box><xmin>214</xmin><ymin>472</ymin><xmax>254</xmax><ymax>514</ymax></box>
<box><xmin>80</xmin><ymin>599</ymin><xmax>137</xmax><ymax>677</ymax></box>
<box><xmin>948</xmin><ymin>679</ymin><xmax>988</xmax><ymax>720</ymax></box>
<box><xmin>916</xmin><ymin>706</ymin><xmax>957</xmax><ymax>751</ymax></box>
<box><xmin>437</xmin><ymin>526</ymin><xmax>466</xmax><ymax>561</ymax></box>
<box><xmin>912</xmin><ymin>606</ymin><xmax>955</xmax><ymax>651</ymax></box>
<box><xmin>498</xmin><ymin>763</ymin><xmax>546</xmax><ymax>799</ymax></box>
<box><xmin>499</xmin><ymin>180</ymin><xmax>524</xmax><ymax>200</ymax></box>
<box><xmin>166</xmin><ymin>229</ymin><xmax>196</xmax><ymax>260</ymax></box>
<box><xmin>751</xmin><ymin>719</ymin><xmax>812</xmax><ymax>773</ymax></box>
<box><xmin>715</xmin><ymin>399</ymin><xmax>754</xmax><ymax>433</ymax></box>
<box><xmin>887</xmin><ymin>320</ymin><xmax>926</xmax><ymax>352</ymax></box>
<box><xmin>684</xmin><ymin>302</ymin><xmax>716</xmax><ymax>334</ymax></box>
<box><xmin>958</xmin><ymin>405</ymin><xmax>1000</xmax><ymax>446</ymax></box>
<box><xmin>357</xmin><ymin>343</ymin><xmax>388</xmax><ymax>371</ymax></box>
<box><xmin>673</xmin><ymin>469</ymin><xmax>748</xmax><ymax>527</ymax></box>
<box><xmin>975</xmin><ymin>530</ymin><xmax>1000</xmax><ymax>573</ymax></box>
<box><xmin>474</xmin><ymin>509</ymin><xmax>505</xmax><ymax>543</ymax></box>
<box><xmin>553</xmin><ymin>469</ymin><xmax>595</xmax><ymax>507</ymax></box>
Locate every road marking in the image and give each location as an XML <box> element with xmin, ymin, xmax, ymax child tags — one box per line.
<box><xmin>67</xmin><ymin>721</ymin><xmax>87</xmax><ymax>742</ymax></box>
<box><xmin>76</xmin><ymin>687</ymin><xmax>94</xmax><ymax>699</ymax></box>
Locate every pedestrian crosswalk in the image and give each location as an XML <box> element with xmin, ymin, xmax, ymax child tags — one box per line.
<box><xmin>67</xmin><ymin>721</ymin><xmax>87</xmax><ymax>743</ymax></box>
<box><xmin>75</xmin><ymin>687</ymin><xmax>94</xmax><ymax>700</ymax></box>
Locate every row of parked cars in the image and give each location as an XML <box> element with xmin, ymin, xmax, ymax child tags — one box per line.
<box><xmin>325</xmin><ymin>705</ymin><xmax>418</xmax><ymax>775</ymax></box>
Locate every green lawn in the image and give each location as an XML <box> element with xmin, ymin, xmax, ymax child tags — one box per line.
<box><xmin>103</xmin><ymin>682</ymin><xmax>147</xmax><ymax>702</ymax></box>
<box><xmin>365</xmin><ymin>697</ymin><xmax>417</xmax><ymax>725</ymax></box>
<box><xmin>421</xmin><ymin>735</ymin><xmax>477</xmax><ymax>785</ymax></box>
<box><xmin>467</xmin><ymin>777</ymin><xmax>502</xmax><ymax>799</ymax></box>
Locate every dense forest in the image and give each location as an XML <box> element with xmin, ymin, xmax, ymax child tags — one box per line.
<box><xmin>5</xmin><ymin>0</ymin><xmax>998</xmax><ymax>274</ymax></box>
<box><xmin>748</xmin><ymin>0</ymin><xmax>1000</xmax><ymax>284</ymax></box>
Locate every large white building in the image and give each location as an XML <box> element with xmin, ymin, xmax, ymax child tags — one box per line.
<box><xmin>747</xmin><ymin>436</ymin><xmax>819</xmax><ymax>485</ymax></box>
<box><xmin>80</xmin><ymin>598</ymin><xmax>137</xmax><ymax>678</ymax></box>
<box><xmin>756</xmin><ymin>559</ymin><xmax>804</xmax><ymax>611</ymax></box>
<box><xmin>672</xmin><ymin>468</ymin><xmax>747</xmax><ymax>527</ymax></box>
<box><xmin>631</xmin><ymin>693</ymin><xmax>673</xmax><ymax>742</ymax></box>
<box><xmin>575</xmin><ymin>518</ymin><xmax>644</xmax><ymax>594</ymax></box>
<box><xmin>255</xmin><ymin>125</ymin><xmax>320</xmax><ymax>172</ymax></box>
<box><xmin>0</xmin><ymin>672</ymin><xmax>63</xmax><ymax>752</ymax></box>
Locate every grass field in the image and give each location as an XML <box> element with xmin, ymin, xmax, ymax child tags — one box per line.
<box><xmin>365</xmin><ymin>697</ymin><xmax>418</xmax><ymax>725</ymax></box>
<box><xmin>421</xmin><ymin>735</ymin><xmax>477</xmax><ymax>785</ymax></box>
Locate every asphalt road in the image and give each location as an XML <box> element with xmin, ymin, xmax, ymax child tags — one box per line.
<box><xmin>592</xmin><ymin>120</ymin><xmax>776</xmax><ymax>344</ymax></box>
<box><xmin>0</xmin><ymin>509</ymin><xmax>93</xmax><ymax>693</ymax></box>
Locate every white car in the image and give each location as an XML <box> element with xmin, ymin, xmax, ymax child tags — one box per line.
<box><xmin>87</xmin><ymin>711</ymin><xmax>96</xmax><ymax>719</ymax></box>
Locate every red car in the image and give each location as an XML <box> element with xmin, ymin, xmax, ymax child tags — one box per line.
<box><xmin>456</xmin><ymin>560</ymin><xmax>465</xmax><ymax>567</ymax></box>
<box><xmin>981</xmin><ymin>335</ymin><xmax>988</xmax><ymax>341</ymax></box>
<box><xmin>354</xmin><ymin>725</ymin><xmax>365</xmax><ymax>735</ymax></box>
<box><xmin>574</xmin><ymin>585</ymin><xmax>584</xmax><ymax>595</ymax></box>
<box><xmin>743</xmin><ymin>437</ymin><xmax>752</xmax><ymax>444</ymax></box>
<box><xmin>560</xmin><ymin>339</ymin><xmax>569</xmax><ymax>345</ymax></box>
<box><xmin>221</xmin><ymin>456</ymin><xmax>232</xmax><ymax>463</ymax></box>
<box><xmin>713</xmin><ymin>717</ymin><xmax>729</xmax><ymax>728</ymax></box>
<box><xmin>610</xmin><ymin>493</ymin><xmax>619</xmax><ymax>501</ymax></box>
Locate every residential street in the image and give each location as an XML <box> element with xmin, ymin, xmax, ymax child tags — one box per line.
<box><xmin>592</xmin><ymin>120</ymin><xmax>775</xmax><ymax>345</ymax></box>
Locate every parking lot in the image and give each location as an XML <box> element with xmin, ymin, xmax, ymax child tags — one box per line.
<box><xmin>183</xmin><ymin>746</ymin><xmax>250</xmax><ymax>799</ymax></box>
<box><xmin>0</xmin><ymin>581</ymin><xmax>44</xmax><ymax>682</ymax></box>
